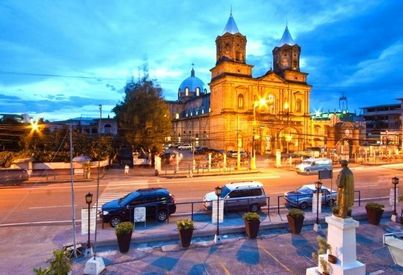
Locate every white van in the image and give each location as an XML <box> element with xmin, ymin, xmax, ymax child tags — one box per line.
<box><xmin>295</xmin><ymin>158</ymin><xmax>332</xmax><ymax>174</ymax></box>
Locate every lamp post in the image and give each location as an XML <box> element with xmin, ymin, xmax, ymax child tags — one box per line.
<box><xmin>314</xmin><ymin>181</ymin><xmax>322</xmax><ymax>232</ymax></box>
<box><xmin>391</xmin><ymin>177</ymin><xmax>399</xmax><ymax>222</ymax></box>
<box><xmin>85</xmin><ymin>192</ymin><xmax>93</xmax><ymax>251</ymax></box>
<box><xmin>251</xmin><ymin>104</ymin><xmax>257</xmax><ymax>170</ymax></box>
<box><xmin>214</xmin><ymin>186</ymin><xmax>222</xmax><ymax>243</ymax></box>
<box><xmin>251</xmin><ymin>98</ymin><xmax>267</xmax><ymax>170</ymax></box>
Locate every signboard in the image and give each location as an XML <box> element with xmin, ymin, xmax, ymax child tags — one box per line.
<box><xmin>134</xmin><ymin>207</ymin><xmax>146</xmax><ymax>222</ymax></box>
<box><xmin>312</xmin><ymin>193</ymin><xmax>322</xmax><ymax>214</ymax></box>
<box><xmin>81</xmin><ymin>208</ymin><xmax>96</xmax><ymax>235</ymax></box>
<box><xmin>318</xmin><ymin>170</ymin><xmax>333</xmax><ymax>180</ymax></box>
<box><xmin>211</xmin><ymin>199</ymin><xmax>224</xmax><ymax>224</ymax></box>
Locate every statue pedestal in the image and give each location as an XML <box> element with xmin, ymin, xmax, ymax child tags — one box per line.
<box><xmin>306</xmin><ymin>215</ymin><xmax>365</xmax><ymax>275</ymax></box>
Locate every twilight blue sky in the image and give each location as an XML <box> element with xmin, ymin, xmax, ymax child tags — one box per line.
<box><xmin>0</xmin><ymin>0</ymin><xmax>402</xmax><ymax>121</ymax></box>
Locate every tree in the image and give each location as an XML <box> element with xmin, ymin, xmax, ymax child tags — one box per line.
<box><xmin>113</xmin><ymin>70</ymin><xmax>172</xmax><ymax>155</ymax></box>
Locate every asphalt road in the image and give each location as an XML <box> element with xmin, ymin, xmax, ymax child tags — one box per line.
<box><xmin>0</xmin><ymin>163</ymin><xmax>402</xmax><ymax>226</ymax></box>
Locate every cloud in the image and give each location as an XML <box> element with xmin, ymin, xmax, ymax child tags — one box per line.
<box><xmin>0</xmin><ymin>0</ymin><xmax>402</xmax><ymax>119</ymax></box>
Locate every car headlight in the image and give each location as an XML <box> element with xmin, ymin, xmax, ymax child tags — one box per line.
<box><xmin>102</xmin><ymin>211</ymin><xmax>109</xmax><ymax>215</ymax></box>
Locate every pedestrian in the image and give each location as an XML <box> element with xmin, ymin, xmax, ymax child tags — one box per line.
<box><xmin>124</xmin><ymin>164</ymin><xmax>129</xmax><ymax>175</ymax></box>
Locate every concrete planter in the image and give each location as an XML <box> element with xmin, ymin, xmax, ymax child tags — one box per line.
<box><xmin>244</xmin><ymin>219</ymin><xmax>260</xmax><ymax>239</ymax></box>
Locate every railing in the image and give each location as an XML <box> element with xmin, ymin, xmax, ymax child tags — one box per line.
<box><xmin>102</xmin><ymin>191</ymin><xmax>364</xmax><ymax>227</ymax></box>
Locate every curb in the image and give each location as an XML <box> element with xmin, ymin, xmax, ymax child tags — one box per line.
<box><xmin>158</xmin><ymin>170</ymin><xmax>261</xmax><ymax>179</ymax></box>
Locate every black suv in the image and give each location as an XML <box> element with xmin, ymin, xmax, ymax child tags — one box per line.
<box><xmin>101</xmin><ymin>188</ymin><xmax>176</xmax><ymax>227</ymax></box>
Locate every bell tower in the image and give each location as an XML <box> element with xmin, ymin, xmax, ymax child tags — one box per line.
<box><xmin>273</xmin><ymin>26</ymin><xmax>301</xmax><ymax>74</ymax></box>
<box><xmin>211</xmin><ymin>12</ymin><xmax>252</xmax><ymax>80</ymax></box>
<box><xmin>272</xmin><ymin>25</ymin><xmax>306</xmax><ymax>83</ymax></box>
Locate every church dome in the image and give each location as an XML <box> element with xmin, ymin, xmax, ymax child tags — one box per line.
<box><xmin>178</xmin><ymin>67</ymin><xmax>206</xmax><ymax>101</ymax></box>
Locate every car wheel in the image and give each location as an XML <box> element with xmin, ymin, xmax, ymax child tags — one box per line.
<box><xmin>328</xmin><ymin>198</ymin><xmax>336</xmax><ymax>207</ymax></box>
<box><xmin>300</xmin><ymin>202</ymin><xmax>308</xmax><ymax>210</ymax></box>
<box><xmin>249</xmin><ymin>204</ymin><xmax>260</xmax><ymax>212</ymax></box>
<box><xmin>157</xmin><ymin>210</ymin><xmax>168</xmax><ymax>222</ymax></box>
<box><xmin>110</xmin><ymin>216</ymin><xmax>122</xmax><ymax>227</ymax></box>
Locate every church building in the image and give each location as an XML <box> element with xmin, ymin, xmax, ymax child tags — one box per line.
<box><xmin>166</xmin><ymin>13</ymin><xmax>362</xmax><ymax>158</ymax></box>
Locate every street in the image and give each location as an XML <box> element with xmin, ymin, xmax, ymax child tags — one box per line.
<box><xmin>0</xmin><ymin>163</ymin><xmax>402</xmax><ymax>226</ymax></box>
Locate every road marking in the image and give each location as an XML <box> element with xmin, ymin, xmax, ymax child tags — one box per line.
<box><xmin>218</xmin><ymin>262</ymin><xmax>231</xmax><ymax>275</ymax></box>
<box><xmin>0</xmin><ymin>220</ymin><xmax>76</xmax><ymax>227</ymax></box>
<box><xmin>29</xmin><ymin>205</ymin><xmax>76</xmax><ymax>209</ymax></box>
<box><xmin>260</xmin><ymin>246</ymin><xmax>294</xmax><ymax>274</ymax></box>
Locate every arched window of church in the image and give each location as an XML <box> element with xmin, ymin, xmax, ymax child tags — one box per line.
<box><xmin>236</xmin><ymin>51</ymin><xmax>242</xmax><ymax>61</ymax></box>
<box><xmin>185</xmin><ymin>88</ymin><xmax>189</xmax><ymax>96</ymax></box>
<box><xmin>196</xmin><ymin>88</ymin><xmax>200</xmax><ymax>96</ymax></box>
<box><xmin>314</xmin><ymin>125</ymin><xmax>320</xmax><ymax>135</ymax></box>
<box><xmin>296</xmin><ymin>99</ymin><xmax>302</xmax><ymax>113</ymax></box>
<box><xmin>238</xmin><ymin>94</ymin><xmax>244</xmax><ymax>109</ymax></box>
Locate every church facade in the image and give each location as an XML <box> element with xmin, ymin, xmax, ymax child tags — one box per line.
<box><xmin>166</xmin><ymin>13</ymin><xmax>363</xmax><ymax>157</ymax></box>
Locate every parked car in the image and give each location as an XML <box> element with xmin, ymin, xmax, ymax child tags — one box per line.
<box><xmin>226</xmin><ymin>150</ymin><xmax>248</xmax><ymax>158</ymax></box>
<box><xmin>194</xmin><ymin>146</ymin><xmax>209</xmax><ymax>155</ymax></box>
<box><xmin>178</xmin><ymin>144</ymin><xmax>192</xmax><ymax>150</ymax></box>
<box><xmin>160</xmin><ymin>151</ymin><xmax>176</xmax><ymax>165</ymax></box>
<box><xmin>295</xmin><ymin>158</ymin><xmax>332</xmax><ymax>174</ymax></box>
<box><xmin>101</xmin><ymin>188</ymin><xmax>176</xmax><ymax>227</ymax></box>
<box><xmin>284</xmin><ymin>184</ymin><xmax>337</xmax><ymax>209</ymax></box>
<box><xmin>203</xmin><ymin>181</ymin><xmax>267</xmax><ymax>212</ymax></box>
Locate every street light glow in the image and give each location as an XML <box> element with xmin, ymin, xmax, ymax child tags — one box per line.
<box><xmin>30</xmin><ymin>120</ymin><xmax>39</xmax><ymax>132</ymax></box>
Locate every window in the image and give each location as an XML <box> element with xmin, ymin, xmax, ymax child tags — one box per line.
<box><xmin>296</xmin><ymin>99</ymin><xmax>302</xmax><ymax>112</ymax></box>
<box><xmin>238</xmin><ymin>94</ymin><xmax>244</xmax><ymax>109</ymax></box>
<box><xmin>185</xmin><ymin>88</ymin><xmax>189</xmax><ymax>96</ymax></box>
<box><xmin>196</xmin><ymin>88</ymin><xmax>200</xmax><ymax>96</ymax></box>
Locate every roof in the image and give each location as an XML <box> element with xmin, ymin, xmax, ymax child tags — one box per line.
<box><xmin>278</xmin><ymin>26</ymin><xmax>296</xmax><ymax>47</ymax></box>
<box><xmin>225</xmin><ymin>181</ymin><xmax>263</xmax><ymax>190</ymax></box>
<box><xmin>178</xmin><ymin>67</ymin><xmax>205</xmax><ymax>93</ymax></box>
<box><xmin>223</xmin><ymin>12</ymin><xmax>239</xmax><ymax>34</ymax></box>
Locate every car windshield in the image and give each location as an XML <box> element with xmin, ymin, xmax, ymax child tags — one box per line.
<box><xmin>119</xmin><ymin>191</ymin><xmax>140</xmax><ymax>205</ymax></box>
<box><xmin>220</xmin><ymin>186</ymin><xmax>231</xmax><ymax>198</ymax></box>
<box><xmin>297</xmin><ymin>186</ymin><xmax>313</xmax><ymax>194</ymax></box>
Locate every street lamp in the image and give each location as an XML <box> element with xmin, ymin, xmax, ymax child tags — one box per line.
<box><xmin>85</xmin><ymin>192</ymin><xmax>93</xmax><ymax>249</ymax></box>
<box><xmin>251</xmin><ymin>98</ymin><xmax>268</xmax><ymax>170</ymax></box>
<box><xmin>314</xmin><ymin>181</ymin><xmax>322</xmax><ymax>232</ymax></box>
<box><xmin>391</xmin><ymin>177</ymin><xmax>399</xmax><ymax>222</ymax></box>
<box><xmin>214</xmin><ymin>186</ymin><xmax>222</xmax><ymax>243</ymax></box>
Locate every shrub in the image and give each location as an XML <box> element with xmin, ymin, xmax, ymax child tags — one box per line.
<box><xmin>365</xmin><ymin>202</ymin><xmax>384</xmax><ymax>210</ymax></box>
<box><xmin>176</xmin><ymin>219</ymin><xmax>194</xmax><ymax>230</ymax></box>
<box><xmin>33</xmin><ymin>249</ymin><xmax>71</xmax><ymax>275</ymax></box>
<box><xmin>115</xmin><ymin>221</ymin><xmax>134</xmax><ymax>236</ymax></box>
<box><xmin>288</xmin><ymin>208</ymin><xmax>304</xmax><ymax>218</ymax></box>
<box><xmin>243</xmin><ymin>212</ymin><xmax>260</xmax><ymax>221</ymax></box>
<box><xmin>312</xmin><ymin>236</ymin><xmax>331</xmax><ymax>262</ymax></box>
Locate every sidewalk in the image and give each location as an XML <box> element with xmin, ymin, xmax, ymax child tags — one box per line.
<box><xmin>0</xmin><ymin>195</ymin><xmax>402</xmax><ymax>274</ymax></box>
<box><xmin>69</xmin><ymin>204</ymin><xmax>403</xmax><ymax>274</ymax></box>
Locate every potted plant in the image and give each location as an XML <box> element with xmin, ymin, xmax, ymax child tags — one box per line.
<box><xmin>243</xmin><ymin>212</ymin><xmax>261</xmax><ymax>239</ymax></box>
<box><xmin>365</xmin><ymin>202</ymin><xmax>384</xmax><ymax>225</ymax></box>
<box><xmin>176</xmin><ymin>219</ymin><xmax>194</xmax><ymax>248</ymax></box>
<box><xmin>115</xmin><ymin>221</ymin><xmax>134</xmax><ymax>253</ymax></box>
<box><xmin>287</xmin><ymin>208</ymin><xmax>304</xmax><ymax>234</ymax></box>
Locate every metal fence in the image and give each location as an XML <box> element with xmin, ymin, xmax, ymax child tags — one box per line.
<box><xmin>106</xmin><ymin>191</ymin><xmax>363</xmax><ymax>226</ymax></box>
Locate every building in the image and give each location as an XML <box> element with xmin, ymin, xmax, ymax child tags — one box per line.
<box><xmin>361</xmin><ymin>99</ymin><xmax>403</xmax><ymax>149</ymax></box>
<box><xmin>310</xmin><ymin>95</ymin><xmax>366</xmax><ymax>159</ymax></box>
<box><xmin>49</xmin><ymin>117</ymin><xmax>118</xmax><ymax>136</ymax></box>
<box><xmin>168</xmin><ymin>13</ymin><xmax>312</xmax><ymax>155</ymax></box>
